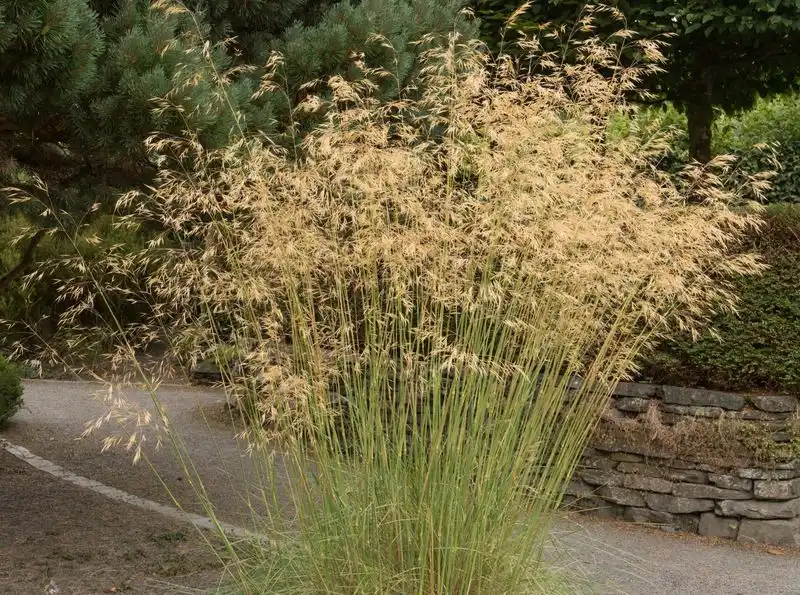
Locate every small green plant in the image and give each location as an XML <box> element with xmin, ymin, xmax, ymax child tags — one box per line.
<box><xmin>0</xmin><ymin>354</ymin><xmax>23</xmax><ymax>427</ymax></box>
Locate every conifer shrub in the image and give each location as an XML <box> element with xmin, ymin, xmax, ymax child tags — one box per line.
<box><xmin>0</xmin><ymin>355</ymin><xmax>23</xmax><ymax>428</ymax></box>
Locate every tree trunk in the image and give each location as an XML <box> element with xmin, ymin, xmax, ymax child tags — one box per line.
<box><xmin>0</xmin><ymin>230</ymin><xmax>45</xmax><ymax>292</ymax></box>
<box><xmin>686</xmin><ymin>68</ymin><xmax>714</xmax><ymax>164</ymax></box>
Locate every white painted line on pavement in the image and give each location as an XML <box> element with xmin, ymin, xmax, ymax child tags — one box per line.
<box><xmin>1</xmin><ymin>438</ymin><xmax>269</xmax><ymax>544</ymax></box>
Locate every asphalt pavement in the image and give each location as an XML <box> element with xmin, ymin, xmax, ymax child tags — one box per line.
<box><xmin>3</xmin><ymin>380</ymin><xmax>800</xmax><ymax>595</ymax></box>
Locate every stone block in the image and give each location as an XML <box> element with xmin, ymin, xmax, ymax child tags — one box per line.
<box><xmin>644</xmin><ymin>493</ymin><xmax>714</xmax><ymax>514</ymax></box>
<box><xmin>623</xmin><ymin>474</ymin><xmax>674</xmax><ymax>494</ymax></box>
<box><xmin>674</xmin><ymin>513</ymin><xmax>701</xmax><ymax>534</ymax></box>
<box><xmin>616</xmin><ymin>462</ymin><xmax>658</xmax><ymax>475</ymax></box>
<box><xmin>716</xmin><ymin>498</ymin><xmax>800</xmax><ymax>520</ymax></box>
<box><xmin>624</xmin><ymin>507</ymin><xmax>675</xmax><ymax>526</ymax></box>
<box><xmin>589</xmin><ymin>436</ymin><xmax>667</xmax><ymax>459</ymax></box>
<box><xmin>669</xmin><ymin>460</ymin><xmax>722</xmax><ymax>473</ymax></box>
<box><xmin>565</xmin><ymin>479</ymin><xmax>595</xmax><ymax>499</ymax></box>
<box><xmin>580</xmin><ymin>469</ymin><xmax>624</xmax><ymax>487</ymax></box>
<box><xmin>661</xmin><ymin>386</ymin><xmax>745</xmax><ymax>411</ymax></box>
<box><xmin>597</xmin><ymin>486</ymin><xmax>646</xmax><ymax>507</ymax></box>
<box><xmin>698</xmin><ymin>512</ymin><xmax>739</xmax><ymax>540</ymax></box>
<box><xmin>738</xmin><ymin>518</ymin><xmax>800</xmax><ymax>548</ymax></box>
<box><xmin>747</xmin><ymin>395</ymin><xmax>798</xmax><ymax>413</ymax></box>
<box><xmin>739</xmin><ymin>409</ymin><xmax>793</xmax><ymax>421</ymax></box>
<box><xmin>609</xmin><ymin>452</ymin><xmax>644</xmax><ymax>463</ymax></box>
<box><xmin>708</xmin><ymin>474</ymin><xmax>753</xmax><ymax>492</ymax></box>
<box><xmin>661</xmin><ymin>404</ymin><xmax>725</xmax><ymax>418</ymax></box>
<box><xmin>616</xmin><ymin>462</ymin><xmax>708</xmax><ymax>485</ymax></box>
<box><xmin>739</xmin><ymin>468</ymin><xmax>798</xmax><ymax>480</ymax></box>
<box><xmin>753</xmin><ymin>478</ymin><xmax>800</xmax><ymax>500</ymax></box>
<box><xmin>665</xmin><ymin>468</ymin><xmax>709</xmax><ymax>484</ymax></box>
<box><xmin>672</xmin><ymin>483</ymin><xmax>751</xmax><ymax>500</ymax></box>
<box><xmin>613</xmin><ymin>382</ymin><xmax>659</xmax><ymax>398</ymax></box>
<box><xmin>613</xmin><ymin>397</ymin><xmax>651</xmax><ymax>413</ymax></box>
<box><xmin>580</xmin><ymin>456</ymin><xmax>618</xmax><ymax>471</ymax></box>
<box><xmin>566</xmin><ymin>496</ymin><xmax>624</xmax><ymax>518</ymax></box>
<box><xmin>772</xmin><ymin>430</ymin><xmax>793</xmax><ymax>443</ymax></box>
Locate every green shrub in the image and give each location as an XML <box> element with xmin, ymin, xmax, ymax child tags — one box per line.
<box><xmin>642</xmin><ymin>203</ymin><xmax>800</xmax><ymax>393</ymax></box>
<box><xmin>713</xmin><ymin>93</ymin><xmax>800</xmax><ymax>203</ymax></box>
<box><xmin>0</xmin><ymin>355</ymin><xmax>23</xmax><ymax>427</ymax></box>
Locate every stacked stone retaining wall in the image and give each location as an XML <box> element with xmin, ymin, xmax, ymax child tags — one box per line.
<box><xmin>566</xmin><ymin>383</ymin><xmax>800</xmax><ymax>548</ymax></box>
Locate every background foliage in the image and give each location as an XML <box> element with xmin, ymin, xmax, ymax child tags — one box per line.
<box><xmin>642</xmin><ymin>203</ymin><xmax>800</xmax><ymax>393</ymax></box>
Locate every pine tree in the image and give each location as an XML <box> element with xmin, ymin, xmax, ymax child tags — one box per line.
<box><xmin>2</xmin><ymin>0</ymin><xmax>473</xmax><ymax>161</ymax></box>
<box><xmin>0</xmin><ymin>0</ymin><xmax>103</xmax><ymax>135</ymax></box>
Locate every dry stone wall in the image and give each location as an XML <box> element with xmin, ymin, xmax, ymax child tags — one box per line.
<box><xmin>565</xmin><ymin>383</ymin><xmax>800</xmax><ymax>548</ymax></box>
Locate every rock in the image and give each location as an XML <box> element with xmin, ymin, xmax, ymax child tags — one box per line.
<box><xmin>644</xmin><ymin>493</ymin><xmax>714</xmax><ymax>514</ymax></box>
<box><xmin>615</xmin><ymin>462</ymin><xmax>708</xmax><ymax>485</ymax></box>
<box><xmin>617</xmin><ymin>462</ymin><xmax>708</xmax><ymax>483</ymax></box>
<box><xmin>716</xmin><ymin>498</ymin><xmax>800</xmax><ymax>520</ymax></box>
<box><xmin>613</xmin><ymin>382</ymin><xmax>659</xmax><ymax>398</ymax></box>
<box><xmin>616</xmin><ymin>462</ymin><xmax>658</xmax><ymax>475</ymax></box>
<box><xmin>623</xmin><ymin>474</ymin><xmax>673</xmax><ymax>494</ymax></box>
<box><xmin>698</xmin><ymin>513</ymin><xmax>739</xmax><ymax>540</ymax></box>
<box><xmin>708</xmin><ymin>474</ymin><xmax>753</xmax><ymax>492</ymax></box>
<box><xmin>579</xmin><ymin>496</ymin><xmax>625</xmax><ymax>518</ymax></box>
<box><xmin>661</xmin><ymin>386</ymin><xmax>745</xmax><ymax>411</ymax></box>
<box><xmin>561</xmin><ymin>494</ymin><xmax>581</xmax><ymax>509</ymax></box>
<box><xmin>580</xmin><ymin>456</ymin><xmax>618</xmax><ymax>471</ymax></box>
<box><xmin>740</xmin><ymin>409</ymin><xmax>793</xmax><ymax>421</ymax></box>
<box><xmin>580</xmin><ymin>469</ymin><xmax>624</xmax><ymax>487</ymax></box>
<box><xmin>669</xmin><ymin>460</ymin><xmax>722</xmax><ymax>473</ymax></box>
<box><xmin>747</xmin><ymin>395</ymin><xmax>798</xmax><ymax>413</ymax></box>
<box><xmin>665</xmin><ymin>468</ymin><xmax>709</xmax><ymax>484</ymax></box>
<box><xmin>772</xmin><ymin>430</ymin><xmax>793</xmax><ymax>443</ymax></box>
<box><xmin>661</xmin><ymin>404</ymin><xmax>725</xmax><ymax>418</ymax></box>
<box><xmin>191</xmin><ymin>358</ymin><xmax>224</xmax><ymax>382</ymax></box>
<box><xmin>672</xmin><ymin>483</ymin><xmax>751</xmax><ymax>500</ymax></box>
<box><xmin>613</xmin><ymin>397</ymin><xmax>651</xmax><ymax>413</ymax></box>
<box><xmin>737</xmin><ymin>518</ymin><xmax>800</xmax><ymax>547</ymax></box>
<box><xmin>589</xmin><ymin>436</ymin><xmax>671</xmax><ymax>459</ymax></box>
<box><xmin>609</xmin><ymin>452</ymin><xmax>644</xmax><ymax>463</ymax></box>
<box><xmin>600</xmin><ymin>408</ymin><xmax>628</xmax><ymax>423</ymax></box>
<box><xmin>624</xmin><ymin>507</ymin><xmax>675</xmax><ymax>526</ymax></box>
<box><xmin>565</xmin><ymin>480</ymin><xmax>595</xmax><ymax>498</ymax></box>
<box><xmin>563</xmin><ymin>495</ymin><xmax>622</xmax><ymax>517</ymax></box>
<box><xmin>753</xmin><ymin>479</ymin><xmax>800</xmax><ymax>500</ymax></box>
<box><xmin>674</xmin><ymin>513</ymin><xmax>701</xmax><ymax>534</ymax></box>
<box><xmin>739</xmin><ymin>468</ymin><xmax>798</xmax><ymax>480</ymax></box>
<box><xmin>597</xmin><ymin>486</ymin><xmax>646</xmax><ymax>507</ymax></box>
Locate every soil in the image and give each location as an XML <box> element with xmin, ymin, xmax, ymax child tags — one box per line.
<box><xmin>0</xmin><ymin>451</ymin><xmax>223</xmax><ymax>594</ymax></box>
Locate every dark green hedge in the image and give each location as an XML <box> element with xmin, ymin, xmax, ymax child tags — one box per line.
<box><xmin>641</xmin><ymin>204</ymin><xmax>800</xmax><ymax>394</ymax></box>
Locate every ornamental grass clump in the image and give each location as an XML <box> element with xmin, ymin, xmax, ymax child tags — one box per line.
<box><xmin>56</xmin><ymin>8</ymin><xmax>767</xmax><ymax>594</ymax></box>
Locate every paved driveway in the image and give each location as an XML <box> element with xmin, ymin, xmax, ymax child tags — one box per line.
<box><xmin>3</xmin><ymin>380</ymin><xmax>800</xmax><ymax>594</ymax></box>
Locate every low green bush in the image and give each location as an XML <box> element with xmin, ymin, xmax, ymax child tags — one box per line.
<box><xmin>0</xmin><ymin>355</ymin><xmax>23</xmax><ymax>427</ymax></box>
<box><xmin>642</xmin><ymin>203</ymin><xmax>800</xmax><ymax>393</ymax></box>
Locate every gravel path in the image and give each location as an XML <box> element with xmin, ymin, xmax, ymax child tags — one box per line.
<box><xmin>3</xmin><ymin>380</ymin><xmax>800</xmax><ymax>594</ymax></box>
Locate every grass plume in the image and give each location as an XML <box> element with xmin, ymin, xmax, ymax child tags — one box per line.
<box><xmin>18</xmin><ymin>7</ymin><xmax>768</xmax><ymax>593</ymax></box>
